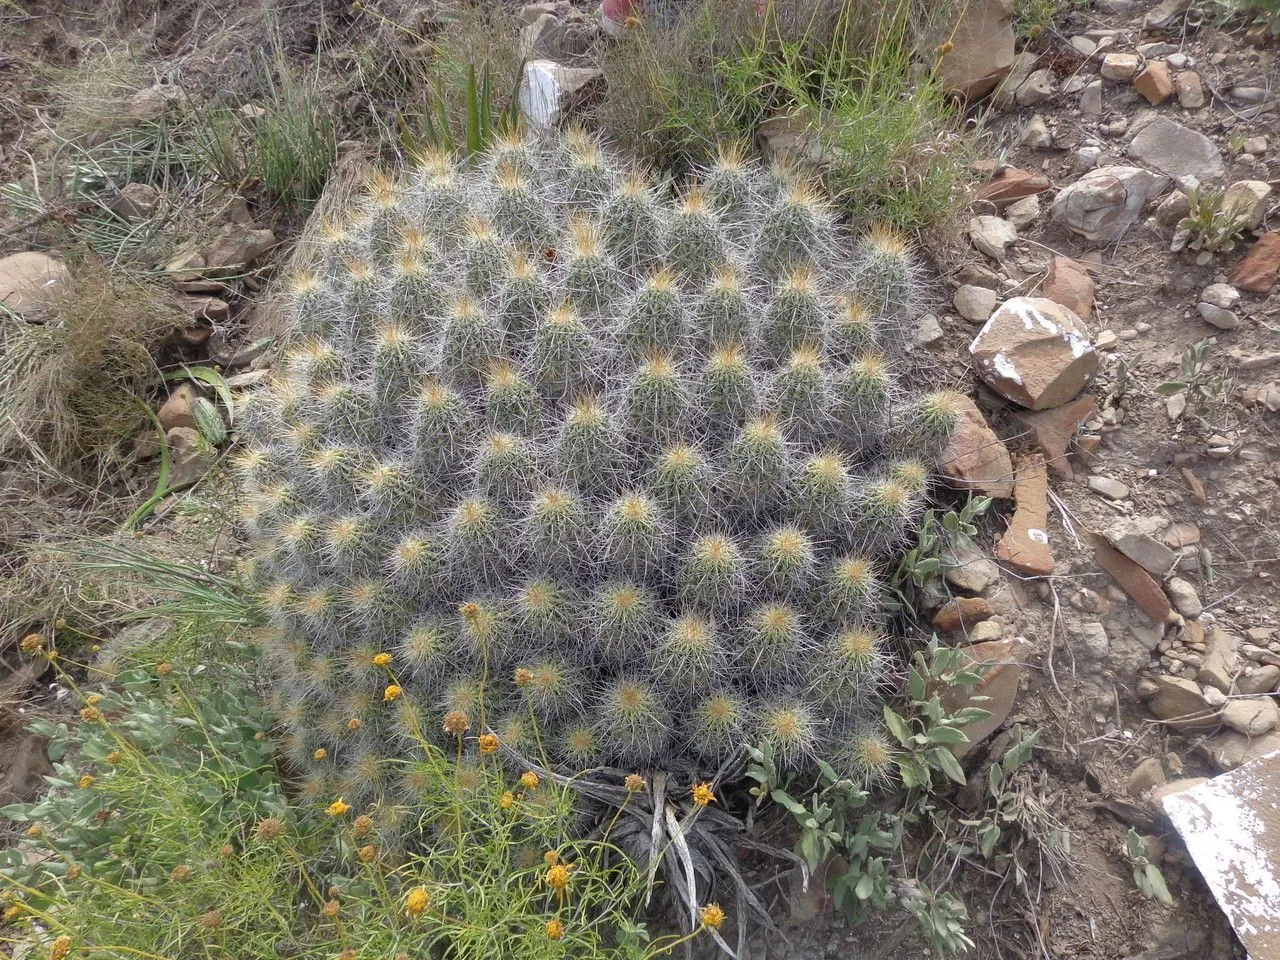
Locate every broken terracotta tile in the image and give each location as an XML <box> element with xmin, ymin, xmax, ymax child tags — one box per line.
<box><xmin>996</xmin><ymin>455</ymin><xmax>1054</xmax><ymax>576</ymax></box>
<box><xmin>932</xmin><ymin>596</ymin><xmax>996</xmax><ymax>633</ymax></box>
<box><xmin>1089</xmin><ymin>531</ymin><xmax>1172</xmax><ymax>622</ymax></box>
<box><xmin>940</xmin><ymin>637</ymin><xmax>1031</xmax><ymax>759</ymax></box>
<box><xmin>975</xmin><ymin>167</ymin><xmax>1053</xmax><ymax>206</ymax></box>
<box><xmin>1016</xmin><ymin>394</ymin><xmax>1096</xmax><ymax>477</ymax></box>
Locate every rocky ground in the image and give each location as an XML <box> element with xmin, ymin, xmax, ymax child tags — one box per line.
<box><xmin>2</xmin><ymin>0</ymin><xmax>1279</xmax><ymax>957</ymax></box>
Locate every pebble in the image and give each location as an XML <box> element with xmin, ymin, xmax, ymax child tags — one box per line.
<box><xmin>1004</xmin><ymin>195</ymin><xmax>1041</xmax><ymax>229</ymax></box>
<box><xmin>1174</xmin><ymin>69</ymin><xmax>1206</xmax><ymax>109</ymax></box>
<box><xmin>1101</xmin><ymin>52</ymin><xmax>1140</xmax><ymax>81</ymax></box>
<box><xmin>1201</xmin><ymin>283</ymin><xmax>1240</xmax><ymax>309</ymax></box>
<box><xmin>1230</xmin><ymin>86</ymin><xmax>1267</xmax><ymax>104</ymax></box>
<box><xmin>1089</xmin><ymin>475</ymin><xmax>1130</xmax><ymax>500</ymax></box>
<box><xmin>1021</xmin><ymin>115</ymin><xmax>1053</xmax><ymax>148</ymax></box>
<box><xmin>954</xmin><ymin>284</ymin><xmax>998</xmax><ymax>322</ymax></box>
<box><xmin>1197</xmin><ymin>302</ymin><xmax>1239</xmax><ymax>330</ymax></box>
<box><xmin>1081</xmin><ymin>80</ymin><xmax>1104</xmax><ymax>116</ymax></box>
<box><xmin>968</xmin><ymin>215</ymin><xmax>1018</xmax><ymax>260</ymax></box>
<box><xmin>1167</xmin><ymin>577</ymin><xmax>1202</xmax><ymax>618</ymax></box>
<box><xmin>1073</xmin><ymin>145</ymin><xmax>1103</xmax><ymax>174</ymax></box>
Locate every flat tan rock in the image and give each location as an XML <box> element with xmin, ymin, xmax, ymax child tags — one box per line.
<box><xmin>942</xmin><ymin>636</ymin><xmax>1031</xmax><ymax>759</ymax></box>
<box><xmin>1016</xmin><ymin>394</ymin><xmax>1096</xmax><ymax>476</ymax></box>
<box><xmin>0</xmin><ymin>251</ymin><xmax>71</xmax><ymax>315</ymax></box>
<box><xmin>938</xmin><ymin>395</ymin><xmax>1015</xmax><ymax>498</ymax></box>
<box><xmin>969</xmin><ymin>297</ymin><xmax>1098</xmax><ymax>411</ymax></box>
<box><xmin>996</xmin><ymin>455</ymin><xmax>1054</xmax><ymax>576</ymax></box>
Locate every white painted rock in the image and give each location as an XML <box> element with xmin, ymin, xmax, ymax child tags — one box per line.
<box><xmin>519</xmin><ymin>59</ymin><xmax>602</xmax><ymax>128</ymax></box>
<box><xmin>969</xmin><ymin>297</ymin><xmax>1099</xmax><ymax>410</ymax></box>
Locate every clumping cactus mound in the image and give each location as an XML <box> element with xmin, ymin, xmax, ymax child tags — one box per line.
<box><xmin>236</xmin><ymin>131</ymin><xmax>962</xmax><ymax>808</ymax></box>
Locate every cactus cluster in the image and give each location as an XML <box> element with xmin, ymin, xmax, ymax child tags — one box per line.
<box><xmin>236</xmin><ymin>131</ymin><xmax>961</xmax><ymax>809</ymax></box>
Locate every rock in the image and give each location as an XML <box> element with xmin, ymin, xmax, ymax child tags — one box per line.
<box><xmin>968</xmin><ymin>215</ymin><xmax>1018</xmax><ymax>260</ymax></box>
<box><xmin>1197</xmin><ymin>302</ymin><xmax>1239</xmax><ymax>330</ymax></box>
<box><xmin>1100</xmin><ymin>52</ymin><xmax>1140</xmax><ymax>81</ymax></box>
<box><xmin>166</xmin><ymin>427</ymin><xmax>213</xmax><ymax>486</ymax></box>
<box><xmin>519</xmin><ymin>11</ymin><xmax>597</xmax><ymax>62</ymax></box>
<box><xmin>1050</xmin><ymin>166</ymin><xmax>1168</xmax><ymax>242</ymax></box>
<box><xmin>157</xmin><ymin>383</ymin><xmax>200</xmax><ymax>431</ymax></box>
<box><xmin>939</xmin><ymin>395</ymin><xmax>1016</xmax><ymax>499</ymax></box>
<box><xmin>1088</xmin><ymin>475</ymin><xmax>1129</xmax><ymax>499</ymax></box>
<box><xmin>1128</xmin><ymin>117</ymin><xmax>1225</xmax><ymax>182</ymax></box>
<box><xmin>180</xmin><ymin>295</ymin><xmax>230</xmax><ymax>324</ymax></box>
<box><xmin>1222</xmin><ymin>180</ymin><xmax>1271</xmax><ymax>229</ymax></box>
<box><xmin>1174</xmin><ymin>70</ymin><xmax>1206</xmax><ymax>109</ymax></box>
<box><xmin>1146</xmin><ymin>676</ymin><xmax>1217</xmax><ymax>730</ymax></box>
<box><xmin>954</xmin><ymin>284</ymin><xmax>998</xmax><ymax>322</ymax></box>
<box><xmin>1228</xmin><ymin>85</ymin><xmax>1267</xmax><ymax>104</ymax></box>
<box><xmin>1090</xmin><ymin>532</ymin><xmax>1172</xmax><ymax>622</ymax></box>
<box><xmin>1201</xmin><ymin>282</ymin><xmax>1240</xmax><ymax>309</ymax></box>
<box><xmin>205</xmin><ymin>227</ymin><xmax>276</xmax><ymax>273</ymax></box>
<box><xmin>936</xmin><ymin>0</ymin><xmax>1016</xmax><ymax>100</ymax></box>
<box><xmin>519</xmin><ymin>60</ymin><xmax>604</xmax><ymax>127</ymax></box>
<box><xmin>1166</xmin><ymin>577</ymin><xmax>1202</xmax><ymax>618</ymax></box>
<box><xmin>975</xmin><ymin>168</ymin><xmax>1052</xmax><ymax>206</ymax></box>
<box><xmin>0</xmin><ymin>252</ymin><xmax>71</xmax><ymax>315</ymax></box>
<box><xmin>1241</xmin><ymin>136</ymin><xmax>1268</xmax><ymax>155</ymax></box>
<box><xmin>933</xmin><ymin>597</ymin><xmax>995</xmax><ymax>633</ymax></box>
<box><xmin>1070</xmin><ymin>35</ymin><xmax>1097</xmax><ymax>56</ymax></box>
<box><xmin>1076</xmin><ymin>621</ymin><xmax>1111</xmax><ymax>658</ymax></box>
<box><xmin>1041</xmin><ymin>256</ymin><xmax>1094</xmax><ymax>321</ymax></box>
<box><xmin>1127</xmin><ymin>757</ymin><xmax>1168</xmax><ymax>797</ymax></box>
<box><xmin>1203</xmin><ymin>730</ymin><xmax>1280</xmax><ymax>771</ymax></box>
<box><xmin>1016</xmin><ymin>394</ymin><xmax>1096</xmax><ymax>476</ymax></box>
<box><xmin>1020</xmin><ymin>115</ymin><xmax>1052</xmax><ymax>148</ymax></box>
<box><xmin>942</xmin><ymin>637</ymin><xmax>1030</xmax><ymax>759</ymax></box>
<box><xmin>1103</xmin><ymin>515</ymin><xmax>1176</xmax><ymax>578</ymax></box>
<box><xmin>1015</xmin><ymin>69</ymin><xmax>1054</xmax><ymax>107</ymax></box>
<box><xmin>1163</xmin><ymin>522</ymin><xmax>1201</xmax><ymax>549</ymax></box>
<box><xmin>1144</xmin><ymin>0</ymin><xmax>1192</xmax><ymax>28</ymax></box>
<box><xmin>969</xmin><ymin>297</ymin><xmax>1098</xmax><ymax>411</ymax></box>
<box><xmin>943</xmin><ymin>543</ymin><xmax>1002</xmax><ymax>593</ymax></box>
<box><xmin>1221</xmin><ymin>697</ymin><xmax>1279</xmax><ymax>736</ymax></box>
<box><xmin>124</xmin><ymin>83</ymin><xmax>181</xmax><ymax>122</ymax></box>
<box><xmin>757</xmin><ymin>113</ymin><xmax>825</xmax><ymax>167</ymax></box>
<box><xmin>1180</xmin><ymin>467</ymin><xmax>1207</xmax><ymax>502</ymax></box>
<box><xmin>1203</xmin><ymin>686</ymin><xmax>1229</xmax><ymax>709</ymax></box>
<box><xmin>996</xmin><ymin>455</ymin><xmax>1054</xmax><ymax>576</ymax></box>
<box><xmin>1198</xmin><ymin>627</ymin><xmax>1240</xmax><ymax>693</ymax></box>
<box><xmin>110</xmin><ymin>182</ymin><xmax>162</xmax><ymax>221</ymax></box>
<box><xmin>225</xmin><ymin>370</ymin><xmax>272</xmax><ymax>390</ymax></box>
<box><xmin>1133</xmin><ymin>61</ymin><xmax>1175</xmax><ymax>104</ymax></box>
<box><xmin>911</xmin><ymin>313</ymin><xmax>945</xmax><ymax>349</ymax></box>
<box><xmin>1004</xmin><ymin>195</ymin><xmax>1041</xmax><ymax>229</ymax></box>
<box><xmin>1073</xmin><ymin>145</ymin><xmax>1102</xmax><ymax>175</ymax></box>
<box><xmin>1080</xmin><ymin>79</ymin><xmax>1103</xmax><ymax>116</ymax></box>
<box><xmin>1155</xmin><ymin>189</ymin><xmax>1192</xmax><ymax>226</ymax></box>
<box><xmin>1230</xmin><ymin>233</ymin><xmax>1280</xmax><ymax>293</ymax></box>
<box><xmin>1236</xmin><ymin>665</ymin><xmax>1280</xmax><ymax>696</ymax></box>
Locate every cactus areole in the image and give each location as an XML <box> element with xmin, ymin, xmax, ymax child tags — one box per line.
<box><xmin>238</xmin><ymin>131</ymin><xmax>960</xmax><ymax>806</ymax></box>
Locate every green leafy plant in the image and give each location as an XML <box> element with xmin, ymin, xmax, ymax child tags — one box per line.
<box><xmin>1174</xmin><ymin>186</ymin><xmax>1251</xmax><ymax>264</ymax></box>
<box><xmin>1123</xmin><ymin>829</ymin><xmax>1174</xmax><ymax>905</ymax></box>
<box><xmin>1154</xmin><ymin>338</ymin><xmax>1227</xmax><ymax>409</ymax></box>
<box><xmin>904</xmin><ymin>885</ymin><xmax>976</xmax><ymax>954</ymax></box>
<box><xmin>401</xmin><ymin>60</ymin><xmax>524</xmax><ymax>159</ymax></box>
<box><xmin>890</xmin><ymin>495</ymin><xmax>994</xmax><ymax>617</ymax></box>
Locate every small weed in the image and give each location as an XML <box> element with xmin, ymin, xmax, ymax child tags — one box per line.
<box><xmin>890</xmin><ymin>495</ymin><xmax>994</xmax><ymax>617</ymax></box>
<box><xmin>1123</xmin><ymin>829</ymin><xmax>1174</xmax><ymax>905</ymax></box>
<box><xmin>1155</xmin><ymin>338</ymin><xmax>1228</xmax><ymax>411</ymax></box>
<box><xmin>1173</xmin><ymin>186</ymin><xmax>1251</xmax><ymax>264</ymax></box>
<box><xmin>1011</xmin><ymin>0</ymin><xmax>1086</xmax><ymax>38</ymax></box>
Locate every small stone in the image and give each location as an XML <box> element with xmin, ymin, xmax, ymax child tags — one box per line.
<box><xmin>1016</xmin><ymin>394</ymin><xmax>1096</xmax><ymax>476</ymax></box>
<box><xmin>1198</xmin><ymin>627</ymin><xmax>1240</xmax><ymax>692</ymax></box>
<box><xmin>1197</xmin><ymin>302</ymin><xmax>1239</xmax><ymax>330</ymax></box>
<box><xmin>1222</xmin><ymin>180</ymin><xmax>1271</xmax><ymax>229</ymax></box>
<box><xmin>1004</xmin><ymin>194</ymin><xmax>1041</xmax><ymax>229</ymax></box>
<box><xmin>1236</xmin><ymin>665</ymin><xmax>1280</xmax><ymax>695</ymax></box>
<box><xmin>1166</xmin><ymin>577</ymin><xmax>1202</xmax><ymax>618</ymax></box>
<box><xmin>912</xmin><ymin>313</ymin><xmax>945</xmax><ymax>348</ymax></box>
<box><xmin>224</xmin><ymin>369</ymin><xmax>272</xmax><ymax>390</ymax></box>
<box><xmin>1127</xmin><ymin>757</ymin><xmax>1167</xmax><ymax>797</ymax></box>
<box><xmin>969</xmin><ymin>297</ymin><xmax>1098</xmax><ymax>411</ymax></box>
<box><xmin>1201</xmin><ymin>283</ymin><xmax>1241</xmax><ymax>309</ymax></box>
<box><xmin>1144</xmin><ymin>0</ymin><xmax>1192</xmax><ymax>29</ymax></box>
<box><xmin>1163</xmin><ymin>522</ymin><xmax>1201</xmax><ymax>549</ymax></box>
<box><xmin>1101</xmin><ymin>52</ymin><xmax>1140</xmax><ymax>81</ymax></box>
<box><xmin>1138</xmin><ymin>41</ymin><xmax>1178</xmax><ymax>57</ymax></box>
<box><xmin>1015</xmin><ymin>68</ymin><xmax>1055</xmax><ymax>106</ymax></box>
<box><xmin>1041</xmin><ymin>256</ymin><xmax>1095</xmax><ymax>320</ymax></box>
<box><xmin>1202</xmin><ymin>685</ymin><xmax>1228</xmax><ymax>708</ymax></box>
<box><xmin>1103</xmin><ymin>515</ymin><xmax>1176</xmax><ymax>577</ymax></box>
<box><xmin>158</xmin><ymin>383</ymin><xmax>200</xmax><ymax>432</ymax></box>
<box><xmin>944</xmin><ymin>544</ymin><xmax>1002</xmax><ymax>594</ymax></box>
<box><xmin>1080</xmin><ymin>79</ymin><xmax>1103</xmax><ymax>116</ymax></box>
<box><xmin>1077</xmin><ymin>621</ymin><xmax>1111</xmax><ymax>658</ymax></box>
<box><xmin>996</xmin><ymin>455</ymin><xmax>1054</xmax><ymax>576</ymax></box>
<box><xmin>519</xmin><ymin>60</ymin><xmax>604</xmax><ymax>127</ymax></box>
<box><xmin>1133</xmin><ymin>61</ymin><xmax>1174</xmax><ymax>104</ymax></box>
<box><xmin>1128</xmin><ymin>117</ymin><xmax>1225</xmax><ymax>182</ymax></box>
<box><xmin>1155</xmin><ymin>190</ymin><xmax>1192</xmax><ymax>226</ymax></box>
<box><xmin>1173</xmin><ymin>70</ymin><xmax>1206</xmax><ymax>109</ymax></box>
<box><xmin>1242</xmin><ymin>136</ymin><xmax>1268</xmax><ymax>155</ymax></box>
<box><xmin>1089</xmin><ymin>475</ymin><xmax>1130</xmax><ymax>499</ymax></box>
<box><xmin>969</xmin><ymin>215</ymin><xmax>1018</xmax><ymax>260</ymax></box>
<box><xmin>1228</xmin><ymin>85</ymin><xmax>1267</xmax><ymax>104</ymax></box>
<box><xmin>0</xmin><ymin>252</ymin><xmax>72</xmax><ymax>315</ymax></box>
<box><xmin>205</xmin><ymin>227</ymin><xmax>276</xmax><ymax>273</ymax></box>
<box><xmin>1050</xmin><ymin>166</ymin><xmax>1168</xmax><ymax>242</ymax></box>
<box><xmin>1203</xmin><ymin>730</ymin><xmax>1280</xmax><ymax>771</ymax></box>
<box><xmin>939</xmin><ymin>395</ymin><xmax>1016</xmax><ymax>499</ymax></box>
<box><xmin>1073</xmin><ymin>145</ymin><xmax>1103</xmax><ymax>174</ymax></box>
<box><xmin>969</xmin><ymin>621</ymin><xmax>1004</xmax><ymax>642</ymax></box>
<box><xmin>110</xmin><ymin>182</ymin><xmax>163</xmax><ymax>221</ymax></box>
<box><xmin>1091</xmin><ymin>532</ymin><xmax>1172</xmax><ymax>622</ymax></box>
<box><xmin>1145</xmin><ymin>675</ymin><xmax>1217</xmax><ymax>731</ymax></box>
<box><xmin>1230</xmin><ymin>233</ymin><xmax>1280</xmax><ymax>294</ymax></box>
<box><xmin>1180</xmin><ymin>467</ymin><xmax>1207</xmax><ymax>503</ymax></box>
<box><xmin>1020</xmin><ymin>115</ymin><xmax>1053</xmax><ymax>148</ymax></box>
<box><xmin>1221</xmin><ymin>697</ymin><xmax>1279</xmax><ymax>736</ymax></box>
<box><xmin>180</xmin><ymin>295</ymin><xmax>230</xmax><ymax>324</ymax></box>
<box><xmin>975</xmin><ymin>167</ymin><xmax>1052</xmax><ymax>205</ymax></box>
<box><xmin>954</xmin><ymin>284</ymin><xmax>999</xmax><ymax>322</ymax></box>
<box><xmin>1070</xmin><ymin>35</ymin><xmax>1097</xmax><ymax>56</ymax></box>
<box><xmin>166</xmin><ymin>427</ymin><xmax>213</xmax><ymax>485</ymax></box>
<box><xmin>933</xmin><ymin>597</ymin><xmax>996</xmax><ymax>633</ymax></box>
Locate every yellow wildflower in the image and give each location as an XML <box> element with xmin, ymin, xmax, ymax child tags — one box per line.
<box><xmin>314</xmin><ymin>748</ymin><xmax>328</xmax><ymax>760</ymax></box>
<box><xmin>442</xmin><ymin>710</ymin><xmax>470</xmax><ymax>736</ymax></box>
<box><xmin>156</xmin><ymin>663</ymin><xmax>173</xmax><ymax>675</ymax></box>
<box><xmin>170</xmin><ymin>865</ymin><xmax>193</xmax><ymax>881</ymax></box>
<box><xmin>520</xmin><ymin>770</ymin><xmax>539</xmax><ymax>790</ymax></box>
<box><xmin>478</xmin><ymin>733</ymin><xmax>499</xmax><ymax>754</ymax></box>
<box><xmin>372</xmin><ymin>652</ymin><xmax>392</xmax><ymax>667</ymax></box>
<box><xmin>358</xmin><ymin>844</ymin><xmax>377</xmax><ymax>863</ymax></box>
<box><xmin>405</xmin><ymin>886</ymin><xmax>430</xmax><ymax>920</ymax></box>
<box><xmin>321</xmin><ymin>899</ymin><xmax>340</xmax><ymax>919</ymax></box>
<box><xmin>50</xmin><ymin>935</ymin><xmax>72</xmax><ymax>960</ymax></box>
<box><xmin>625</xmin><ymin>773</ymin><xmax>647</xmax><ymax>792</ymax></box>
<box><xmin>544</xmin><ymin>850</ymin><xmax>559</xmax><ymax>867</ymax></box>
<box><xmin>700</xmin><ymin>903</ymin><xmax>726</xmax><ymax>929</ymax></box>
<box><xmin>85</xmin><ymin>695</ymin><xmax>101</xmax><ymax>707</ymax></box>
<box><xmin>79</xmin><ymin>707</ymin><xmax>101</xmax><ymax>722</ymax></box>
<box><xmin>383</xmin><ymin>684</ymin><xmax>403</xmax><ymax>702</ymax></box>
<box><xmin>691</xmin><ymin>782</ymin><xmax>716</xmax><ymax>807</ymax></box>
<box><xmin>514</xmin><ymin>667</ymin><xmax>533</xmax><ymax>686</ymax></box>
<box><xmin>78</xmin><ymin>775</ymin><xmax>94</xmax><ymax>789</ymax></box>
<box><xmin>544</xmin><ymin>864</ymin><xmax>571</xmax><ymax>893</ymax></box>
<box><xmin>25</xmin><ymin>824</ymin><xmax>41</xmax><ymax>838</ymax></box>
<box><xmin>347</xmin><ymin>718</ymin><xmax>362</xmax><ymax>731</ymax></box>
<box><xmin>326</xmin><ymin>798</ymin><xmax>351</xmax><ymax>817</ymax></box>
<box><xmin>546</xmin><ymin>918</ymin><xmax>566</xmax><ymax>940</ymax></box>
<box><xmin>500</xmin><ymin>791</ymin><xmax>516</xmax><ymax>809</ymax></box>
<box><xmin>106</xmin><ymin>751</ymin><xmax>120</xmax><ymax>765</ymax></box>
<box><xmin>19</xmin><ymin>634</ymin><xmax>44</xmax><ymax>654</ymax></box>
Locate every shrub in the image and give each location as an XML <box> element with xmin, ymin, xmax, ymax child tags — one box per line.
<box><xmin>235</xmin><ymin>129</ymin><xmax>961</xmax><ymax>816</ymax></box>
